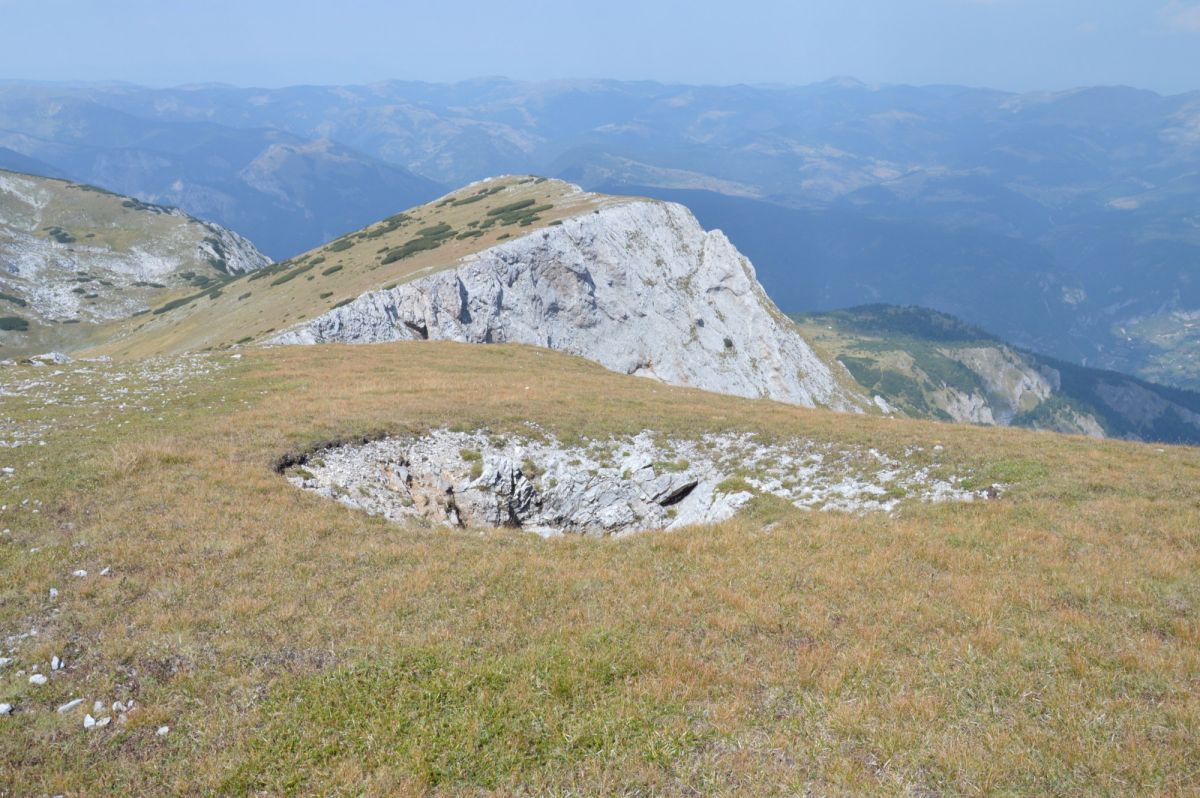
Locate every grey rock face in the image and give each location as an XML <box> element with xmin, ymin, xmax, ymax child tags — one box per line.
<box><xmin>272</xmin><ymin>200</ymin><xmax>857</xmax><ymax>410</ymax></box>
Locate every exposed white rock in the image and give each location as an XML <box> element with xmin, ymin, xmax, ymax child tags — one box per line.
<box><xmin>50</xmin><ymin>655</ymin><xmax>61</xmax><ymax>670</ymax></box>
<box><xmin>28</xmin><ymin>673</ymin><xmax>47</xmax><ymax>685</ymax></box>
<box><xmin>288</xmin><ymin>428</ymin><xmax>987</xmax><ymax>536</ymax></box>
<box><xmin>156</xmin><ymin>725</ymin><xmax>170</xmax><ymax>737</ymax></box>
<box><xmin>71</xmin><ymin>569</ymin><xmax>87</xmax><ymax>578</ymax></box>
<box><xmin>57</xmin><ymin>698</ymin><xmax>84</xmax><ymax>714</ymax></box>
<box><xmin>30</xmin><ymin>352</ymin><xmax>72</xmax><ymax>365</ymax></box>
<box><xmin>83</xmin><ymin>714</ymin><xmax>96</xmax><ymax>729</ymax></box>
<box><xmin>272</xmin><ymin>199</ymin><xmax>858</xmax><ymax>410</ymax></box>
<box><xmin>0</xmin><ymin>703</ymin><xmax>11</xmax><ymax>715</ymax></box>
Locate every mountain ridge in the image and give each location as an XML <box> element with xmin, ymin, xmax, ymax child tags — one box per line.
<box><xmin>0</xmin><ymin>167</ymin><xmax>270</xmax><ymax>356</ymax></box>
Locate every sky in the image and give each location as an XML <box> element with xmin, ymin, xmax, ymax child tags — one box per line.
<box><xmin>2</xmin><ymin>0</ymin><xmax>1199</xmax><ymax>93</ymax></box>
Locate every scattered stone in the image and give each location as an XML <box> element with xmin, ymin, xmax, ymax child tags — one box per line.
<box><xmin>71</xmin><ymin>570</ymin><xmax>87</xmax><ymax>578</ymax></box>
<box><xmin>56</xmin><ymin>698</ymin><xmax>84</xmax><ymax>714</ymax></box>
<box><xmin>112</xmin><ymin>700</ymin><xmax>126</xmax><ymax>713</ymax></box>
<box><xmin>48</xmin><ymin>587</ymin><xmax>58</xmax><ymax>599</ymax></box>
<box><xmin>92</xmin><ymin>700</ymin><xmax>105</xmax><ymax>714</ymax></box>
<box><xmin>83</xmin><ymin>714</ymin><xmax>96</xmax><ymax>729</ymax></box>
<box><xmin>50</xmin><ymin>655</ymin><xmax>61</xmax><ymax>670</ymax></box>
<box><xmin>0</xmin><ymin>657</ymin><xmax>11</xmax><ymax>668</ymax></box>
<box><xmin>28</xmin><ymin>673</ymin><xmax>47</xmax><ymax>685</ymax></box>
<box><xmin>156</xmin><ymin>725</ymin><xmax>170</xmax><ymax>737</ymax></box>
<box><xmin>99</xmin><ymin>566</ymin><xmax>111</xmax><ymax>576</ymax></box>
<box><xmin>30</xmin><ymin>352</ymin><xmax>72</xmax><ymax>366</ymax></box>
<box><xmin>0</xmin><ymin>703</ymin><xmax>11</xmax><ymax>715</ymax></box>
<box><xmin>95</xmin><ymin>716</ymin><xmax>111</xmax><ymax>728</ymax></box>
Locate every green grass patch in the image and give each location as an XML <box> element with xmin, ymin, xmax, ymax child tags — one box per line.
<box><xmin>223</xmin><ymin>637</ymin><xmax>696</xmax><ymax>794</ymax></box>
<box><xmin>715</xmin><ymin>476</ymin><xmax>755</xmax><ymax>493</ymax></box>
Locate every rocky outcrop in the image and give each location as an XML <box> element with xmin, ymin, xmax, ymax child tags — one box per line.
<box><xmin>286</xmin><ymin>429</ymin><xmax>989</xmax><ymax>536</ymax></box>
<box><xmin>272</xmin><ymin>200</ymin><xmax>856</xmax><ymax>410</ymax></box>
<box><xmin>941</xmin><ymin>346</ymin><xmax>1056</xmax><ymax>423</ymax></box>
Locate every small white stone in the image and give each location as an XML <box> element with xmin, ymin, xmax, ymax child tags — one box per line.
<box><xmin>83</xmin><ymin>713</ymin><xmax>96</xmax><ymax>728</ymax></box>
<box><xmin>57</xmin><ymin>698</ymin><xmax>84</xmax><ymax>714</ymax></box>
<box><xmin>28</xmin><ymin>673</ymin><xmax>47</xmax><ymax>685</ymax></box>
<box><xmin>71</xmin><ymin>570</ymin><xmax>87</xmax><ymax>578</ymax></box>
<box><xmin>0</xmin><ymin>657</ymin><xmax>11</xmax><ymax>668</ymax></box>
<box><xmin>112</xmin><ymin>701</ymin><xmax>126</xmax><ymax>713</ymax></box>
<box><xmin>0</xmin><ymin>703</ymin><xmax>12</xmax><ymax>715</ymax></box>
<box><xmin>231</xmin><ymin>353</ymin><xmax>243</xmax><ymax>360</ymax></box>
<box><xmin>50</xmin><ymin>655</ymin><xmax>61</xmax><ymax>670</ymax></box>
<box><xmin>92</xmin><ymin>700</ymin><xmax>105</xmax><ymax>714</ymax></box>
<box><xmin>99</xmin><ymin>566</ymin><xmax>111</xmax><ymax>576</ymax></box>
<box><xmin>49</xmin><ymin>587</ymin><xmax>58</xmax><ymax>599</ymax></box>
<box><xmin>95</xmin><ymin>716</ymin><xmax>111</xmax><ymax>728</ymax></box>
<box><xmin>156</xmin><ymin>725</ymin><xmax>170</xmax><ymax>737</ymax></box>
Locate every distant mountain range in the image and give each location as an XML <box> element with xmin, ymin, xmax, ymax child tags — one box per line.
<box><xmin>1</xmin><ymin>78</ymin><xmax>1199</xmax><ymax>389</ymax></box>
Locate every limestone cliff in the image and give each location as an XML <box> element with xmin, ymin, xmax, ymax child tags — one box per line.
<box><xmin>272</xmin><ymin>199</ymin><xmax>858</xmax><ymax>410</ymax></box>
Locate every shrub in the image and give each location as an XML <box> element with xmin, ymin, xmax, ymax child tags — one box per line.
<box><xmin>0</xmin><ymin>316</ymin><xmax>29</xmax><ymax>331</ymax></box>
<box><xmin>270</xmin><ymin>262</ymin><xmax>317</xmax><ymax>286</ymax></box>
<box><xmin>485</xmin><ymin>199</ymin><xmax>536</xmax><ymax>217</ymax></box>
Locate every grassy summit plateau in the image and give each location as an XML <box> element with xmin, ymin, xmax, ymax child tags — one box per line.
<box><xmin>0</xmin><ymin>343</ymin><xmax>1195</xmax><ymax>795</ymax></box>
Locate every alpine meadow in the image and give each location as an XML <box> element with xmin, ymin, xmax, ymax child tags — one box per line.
<box><xmin>1</xmin><ymin>2</ymin><xmax>1198</xmax><ymax>796</ymax></box>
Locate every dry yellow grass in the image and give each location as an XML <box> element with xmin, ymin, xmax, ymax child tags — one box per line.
<box><xmin>0</xmin><ymin>342</ymin><xmax>1197</xmax><ymax>796</ymax></box>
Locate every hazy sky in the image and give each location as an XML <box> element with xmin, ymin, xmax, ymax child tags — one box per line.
<box><xmin>3</xmin><ymin>0</ymin><xmax>1199</xmax><ymax>93</ymax></box>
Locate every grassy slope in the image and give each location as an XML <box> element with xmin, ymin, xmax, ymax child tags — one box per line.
<box><xmin>0</xmin><ymin>169</ymin><xmax>247</xmax><ymax>356</ymax></box>
<box><xmin>92</xmin><ymin>177</ymin><xmax>626</xmax><ymax>359</ymax></box>
<box><xmin>0</xmin><ymin>342</ymin><xmax>1196</xmax><ymax>795</ymax></box>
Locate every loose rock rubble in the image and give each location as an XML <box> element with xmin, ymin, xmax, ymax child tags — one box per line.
<box><xmin>288</xmin><ymin>429</ymin><xmax>989</xmax><ymax>536</ymax></box>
